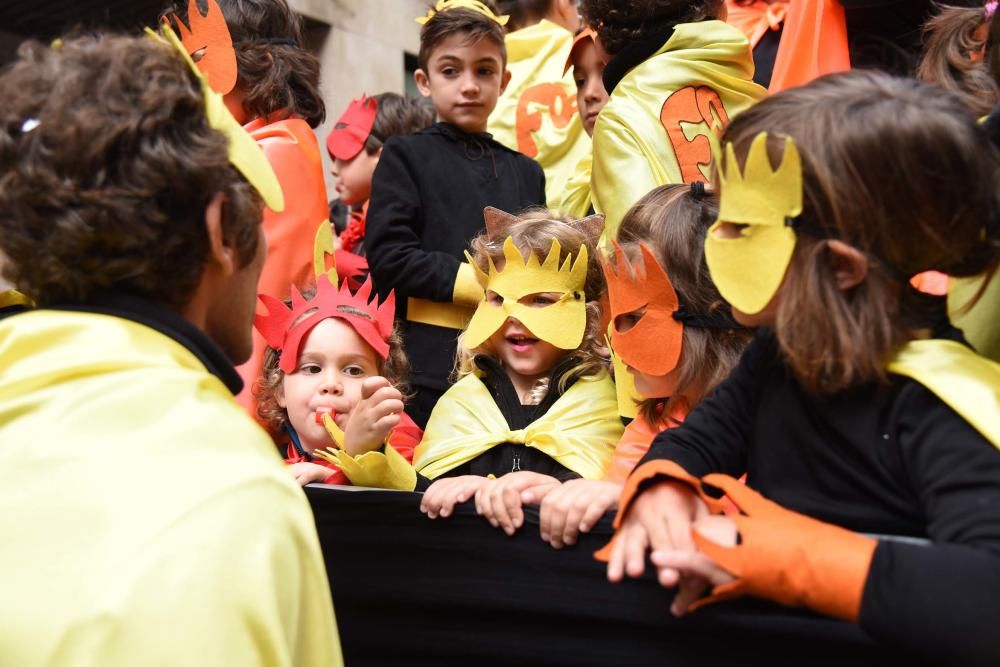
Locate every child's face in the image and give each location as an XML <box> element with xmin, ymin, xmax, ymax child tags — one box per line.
<box><xmin>415</xmin><ymin>34</ymin><xmax>510</xmax><ymax>134</ymax></box>
<box><xmin>332</xmin><ymin>149</ymin><xmax>380</xmax><ymax>206</ymax></box>
<box><xmin>486</xmin><ymin>291</ymin><xmax>569</xmax><ymax>388</ymax></box>
<box><xmin>571</xmin><ymin>41</ymin><xmax>609</xmax><ymax>137</ymax></box>
<box><xmin>277</xmin><ymin>317</ymin><xmax>381</xmax><ymax>453</ymax></box>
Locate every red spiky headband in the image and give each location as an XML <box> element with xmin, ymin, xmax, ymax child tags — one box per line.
<box><xmin>254</xmin><ymin>273</ymin><xmax>395</xmax><ymax>373</ymax></box>
<box><xmin>327</xmin><ymin>94</ymin><xmax>378</xmax><ymax>161</ymax></box>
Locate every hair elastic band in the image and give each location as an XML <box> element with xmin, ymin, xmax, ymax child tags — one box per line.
<box><xmin>234</xmin><ymin>36</ymin><xmax>298</xmax><ymax>47</ymax></box>
<box><xmin>987</xmin><ymin>1</ymin><xmax>998</xmax><ymax>20</ymax></box>
<box><xmin>690</xmin><ymin>181</ymin><xmax>707</xmax><ymax>199</ymax></box>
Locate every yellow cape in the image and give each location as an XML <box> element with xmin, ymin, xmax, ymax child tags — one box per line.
<box><xmin>414</xmin><ymin>371</ymin><xmax>623</xmax><ymax>480</ymax></box>
<box><xmin>591</xmin><ymin>20</ymin><xmax>765</xmax><ymax>239</ymax></box>
<box><xmin>889</xmin><ymin>339</ymin><xmax>1000</xmax><ymax>448</ymax></box>
<box><xmin>488</xmin><ymin>20</ymin><xmax>590</xmax><ymax>205</ymax></box>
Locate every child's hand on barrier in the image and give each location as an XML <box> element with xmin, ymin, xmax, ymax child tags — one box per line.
<box><xmin>606</xmin><ymin>480</ymin><xmax>708</xmax><ymax>586</ymax></box>
<box><xmin>475</xmin><ymin>471</ymin><xmax>561</xmax><ymax>536</ymax></box>
<box><xmin>651</xmin><ymin>514</ymin><xmax>738</xmax><ymax>616</ymax></box>
<box><xmin>539</xmin><ymin>478</ymin><xmax>621</xmax><ymax>549</ymax></box>
<box><xmin>287</xmin><ymin>461</ymin><xmax>334</xmax><ymax>486</ymax></box>
<box><xmin>421</xmin><ymin>475</ymin><xmax>488</xmax><ymax>519</ymax></box>
<box><xmin>342</xmin><ymin>376</ymin><xmax>403</xmax><ymax>456</ymax></box>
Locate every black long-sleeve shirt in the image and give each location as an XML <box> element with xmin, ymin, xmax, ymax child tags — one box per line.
<box><xmin>639</xmin><ymin>327</ymin><xmax>1000</xmax><ymax>665</ymax></box>
<box><xmin>365</xmin><ymin>122</ymin><xmax>545</xmax><ymax>406</ymax></box>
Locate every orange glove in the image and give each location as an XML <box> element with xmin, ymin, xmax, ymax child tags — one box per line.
<box><xmin>689</xmin><ymin>474</ymin><xmax>876</xmax><ymax>621</ymax></box>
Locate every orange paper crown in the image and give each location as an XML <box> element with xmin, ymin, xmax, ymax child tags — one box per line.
<box><xmin>167</xmin><ymin>0</ymin><xmax>238</xmax><ymax>95</ymax></box>
<box><xmin>602</xmin><ymin>242</ymin><xmax>683</xmax><ymax>376</ymax></box>
<box><xmin>255</xmin><ymin>273</ymin><xmax>395</xmax><ymax>372</ymax></box>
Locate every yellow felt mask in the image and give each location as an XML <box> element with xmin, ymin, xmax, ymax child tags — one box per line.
<box><xmin>704</xmin><ymin>132</ymin><xmax>802</xmax><ymax>315</ymax></box>
<box><xmin>464</xmin><ymin>237</ymin><xmax>588</xmax><ymax>350</ymax></box>
<box><xmin>146</xmin><ymin>25</ymin><xmax>285</xmax><ymax>213</ymax></box>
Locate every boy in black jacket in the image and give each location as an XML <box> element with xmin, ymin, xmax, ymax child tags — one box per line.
<box><xmin>366</xmin><ymin>0</ymin><xmax>546</xmax><ymax>427</ymax></box>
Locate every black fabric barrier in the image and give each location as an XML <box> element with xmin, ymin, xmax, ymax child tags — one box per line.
<box><xmin>305</xmin><ymin>486</ymin><xmax>930</xmax><ymax>666</ymax></box>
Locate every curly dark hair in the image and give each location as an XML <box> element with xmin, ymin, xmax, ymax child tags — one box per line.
<box><xmin>164</xmin><ymin>0</ymin><xmax>325</xmax><ymax>127</ymax></box>
<box><xmin>0</xmin><ymin>34</ymin><xmax>263</xmax><ymax>309</ymax></box>
<box><xmin>255</xmin><ymin>290</ymin><xmax>412</xmax><ymax>439</ymax></box>
<box><xmin>580</xmin><ymin>0</ymin><xmax>723</xmax><ymax>55</ymax></box>
<box><xmin>363</xmin><ymin>93</ymin><xmax>436</xmax><ymax>156</ymax></box>
<box><xmin>494</xmin><ymin>0</ymin><xmax>551</xmax><ymax>32</ymax></box>
<box><xmin>418</xmin><ymin>2</ymin><xmax>507</xmax><ymax>71</ymax></box>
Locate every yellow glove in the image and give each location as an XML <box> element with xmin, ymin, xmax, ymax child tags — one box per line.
<box><xmin>312</xmin><ymin>414</ymin><xmax>417</xmax><ymax>491</ymax></box>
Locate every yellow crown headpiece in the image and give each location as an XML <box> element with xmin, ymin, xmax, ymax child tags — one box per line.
<box><xmin>416</xmin><ymin>0</ymin><xmax>509</xmax><ymax>26</ymax></box>
<box><xmin>705</xmin><ymin>131</ymin><xmax>804</xmax><ymax>315</ymax></box>
<box><xmin>714</xmin><ymin>132</ymin><xmax>803</xmax><ymax>227</ymax></box>
<box><xmin>463</xmin><ymin>237</ymin><xmax>589</xmax><ymax>350</ymax></box>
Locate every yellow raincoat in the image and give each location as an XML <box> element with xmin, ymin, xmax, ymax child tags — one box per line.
<box><xmin>0</xmin><ymin>310</ymin><xmax>342</xmax><ymax>667</ymax></box>
<box><xmin>488</xmin><ymin>19</ymin><xmax>591</xmax><ymax>206</ymax></box>
<box><xmin>591</xmin><ymin>20</ymin><xmax>766</xmax><ymax>239</ymax></box>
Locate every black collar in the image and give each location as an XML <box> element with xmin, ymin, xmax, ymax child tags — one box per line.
<box><xmin>602</xmin><ymin>25</ymin><xmax>677</xmax><ymax>95</ymax></box>
<box><xmin>429</xmin><ymin>121</ymin><xmax>496</xmax><ymax>144</ymax></box>
<box><xmin>47</xmin><ymin>291</ymin><xmax>244</xmax><ymax>395</ymax></box>
<box><xmin>473</xmin><ymin>354</ymin><xmax>581</xmax><ymax>429</ymax></box>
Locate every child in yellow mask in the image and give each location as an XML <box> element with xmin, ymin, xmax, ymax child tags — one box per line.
<box><xmin>417</xmin><ymin>208</ymin><xmax>623</xmax><ymax>521</ymax></box>
<box><xmin>600</xmin><ymin>70</ymin><xmax>1000</xmax><ymax>663</ymax></box>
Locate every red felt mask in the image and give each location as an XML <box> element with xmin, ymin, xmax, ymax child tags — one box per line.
<box><xmin>327</xmin><ymin>94</ymin><xmax>378</xmax><ymax>161</ymax></box>
<box><xmin>168</xmin><ymin>0</ymin><xmax>238</xmax><ymax>95</ymax></box>
<box><xmin>254</xmin><ymin>273</ymin><xmax>396</xmax><ymax>372</ymax></box>
<box><xmin>602</xmin><ymin>242</ymin><xmax>683</xmax><ymax>376</ymax></box>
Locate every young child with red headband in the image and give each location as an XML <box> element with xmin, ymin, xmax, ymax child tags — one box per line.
<box><xmin>602</xmin><ymin>71</ymin><xmax>1000</xmax><ymax>663</ymax></box>
<box><xmin>326</xmin><ymin>93</ymin><xmax>434</xmax><ymax>285</ymax></box>
<box><xmin>253</xmin><ymin>274</ymin><xmax>422</xmax><ymax>486</ymax></box>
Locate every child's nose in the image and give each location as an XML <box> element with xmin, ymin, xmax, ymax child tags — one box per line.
<box><xmin>460</xmin><ymin>75</ymin><xmax>480</xmax><ymax>94</ymax></box>
<box><xmin>318</xmin><ymin>372</ymin><xmax>343</xmax><ymax>395</ymax></box>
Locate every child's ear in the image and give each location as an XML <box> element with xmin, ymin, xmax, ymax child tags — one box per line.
<box><xmin>275</xmin><ymin>382</ymin><xmax>287</xmax><ymax>409</ymax></box>
<box><xmin>500</xmin><ymin>68</ymin><xmax>512</xmax><ymax>95</ymax></box>
<box><xmin>825</xmin><ymin>240</ymin><xmax>868</xmax><ymax>291</ymax></box>
<box><xmin>572</xmin><ymin>213</ymin><xmax>605</xmax><ymax>244</ymax></box>
<box><xmin>414</xmin><ymin>69</ymin><xmax>432</xmax><ymax>97</ymax></box>
<box><xmin>204</xmin><ymin>192</ymin><xmax>236</xmax><ymax>277</ymax></box>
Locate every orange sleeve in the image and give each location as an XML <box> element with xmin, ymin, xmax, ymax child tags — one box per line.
<box><xmin>235</xmin><ymin>119</ymin><xmax>330</xmax><ymax>417</ymax></box>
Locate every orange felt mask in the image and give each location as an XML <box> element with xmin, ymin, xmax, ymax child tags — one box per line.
<box><xmin>602</xmin><ymin>242</ymin><xmax>683</xmax><ymax>376</ymax></box>
<box><xmin>168</xmin><ymin>0</ymin><xmax>238</xmax><ymax>96</ymax></box>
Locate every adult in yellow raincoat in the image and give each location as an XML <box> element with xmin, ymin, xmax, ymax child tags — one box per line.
<box><xmin>0</xmin><ymin>33</ymin><xmax>341</xmax><ymax>667</ymax></box>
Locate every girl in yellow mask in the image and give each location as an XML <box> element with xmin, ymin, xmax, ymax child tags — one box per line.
<box><xmin>418</xmin><ymin>208</ymin><xmax>624</xmax><ymax>523</ymax></box>
<box><xmin>598</xmin><ymin>70</ymin><xmax>1000</xmax><ymax>663</ymax></box>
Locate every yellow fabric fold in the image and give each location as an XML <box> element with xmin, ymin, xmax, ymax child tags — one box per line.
<box><xmin>0</xmin><ymin>310</ymin><xmax>341</xmax><ymax>666</ymax></box>
<box><xmin>949</xmin><ymin>271</ymin><xmax>1000</xmax><ymax>363</ymax></box>
<box><xmin>414</xmin><ymin>371</ymin><xmax>623</xmax><ymax>479</ymax></box>
<box><xmin>406</xmin><ymin>297</ymin><xmax>474</xmax><ymax>330</ymax></box>
<box><xmin>452</xmin><ymin>262</ymin><xmax>484</xmax><ymax>307</ymax></box>
<box><xmin>557</xmin><ymin>150</ymin><xmax>594</xmax><ymax>218</ymax></box>
<box><xmin>888</xmin><ymin>339</ymin><xmax>1000</xmax><ymax>448</ymax></box>
<box><xmin>488</xmin><ymin>20</ymin><xmax>590</xmax><ymax>205</ymax></box>
<box><xmin>315</xmin><ymin>444</ymin><xmax>418</xmax><ymax>491</ymax></box>
<box><xmin>0</xmin><ymin>289</ymin><xmax>34</xmax><ymax>310</ymax></box>
<box><xmin>591</xmin><ymin>20</ymin><xmax>765</xmax><ymax>239</ymax></box>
